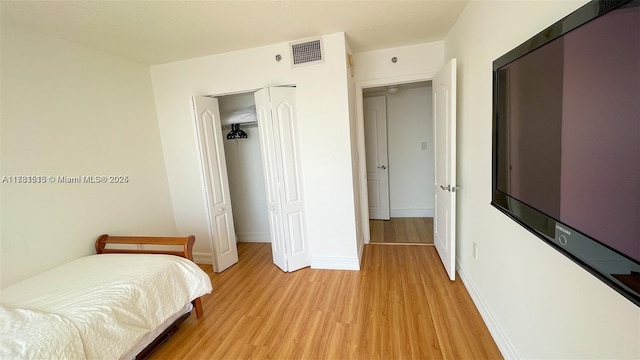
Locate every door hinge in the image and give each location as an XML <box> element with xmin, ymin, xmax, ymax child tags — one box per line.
<box><xmin>439</xmin><ymin>185</ymin><xmax>460</xmax><ymax>192</ymax></box>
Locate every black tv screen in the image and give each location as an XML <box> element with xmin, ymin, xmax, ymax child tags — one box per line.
<box><xmin>492</xmin><ymin>0</ymin><xmax>639</xmax><ymax>306</ymax></box>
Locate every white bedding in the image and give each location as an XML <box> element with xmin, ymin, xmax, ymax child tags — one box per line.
<box><xmin>120</xmin><ymin>303</ymin><xmax>191</xmax><ymax>360</ymax></box>
<box><xmin>0</xmin><ymin>305</ymin><xmax>85</xmax><ymax>359</ymax></box>
<box><xmin>0</xmin><ymin>254</ymin><xmax>212</xmax><ymax>360</ymax></box>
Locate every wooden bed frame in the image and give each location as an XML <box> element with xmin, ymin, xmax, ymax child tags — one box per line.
<box><xmin>95</xmin><ymin>234</ymin><xmax>204</xmax><ymax>318</ymax></box>
<box><xmin>95</xmin><ymin>234</ymin><xmax>207</xmax><ymax>359</ymax></box>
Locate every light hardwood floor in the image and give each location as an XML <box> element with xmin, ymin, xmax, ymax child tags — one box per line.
<box><xmin>370</xmin><ymin>217</ymin><xmax>434</xmax><ymax>244</ymax></box>
<box><xmin>149</xmin><ymin>243</ymin><xmax>502</xmax><ymax>359</ymax></box>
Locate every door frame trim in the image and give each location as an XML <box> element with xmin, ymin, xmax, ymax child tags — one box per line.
<box><xmin>355</xmin><ymin>72</ymin><xmax>437</xmax><ymax>254</ymax></box>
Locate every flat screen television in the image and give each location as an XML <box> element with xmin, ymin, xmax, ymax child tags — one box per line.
<box><xmin>492</xmin><ymin>0</ymin><xmax>639</xmax><ymax>306</ymax></box>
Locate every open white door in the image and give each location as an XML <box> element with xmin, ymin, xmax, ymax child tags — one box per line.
<box><xmin>255</xmin><ymin>87</ymin><xmax>310</xmax><ymax>272</ymax></box>
<box><xmin>364</xmin><ymin>96</ymin><xmax>390</xmax><ymax>220</ymax></box>
<box><xmin>433</xmin><ymin>58</ymin><xmax>457</xmax><ymax>281</ymax></box>
<box><xmin>255</xmin><ymin>89</ymin><xmax>287</xmax><ymax>271</ymax></box>
<box><xmin>193</xmin><ymin>96</ymin><xmax>239</xmax><ymax>272</ymax></box>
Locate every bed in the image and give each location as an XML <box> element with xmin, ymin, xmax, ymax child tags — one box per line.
<box><xmin>0</xmin><ymin>234</ymin><xmax>213</xmax><ymax>360</ymax></box>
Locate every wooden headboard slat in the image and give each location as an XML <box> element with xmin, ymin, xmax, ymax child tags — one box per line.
<box><xmin>96</xmin><ymin>236</ymin><xmax>189</xmax><ymax>245</ymax></box>
<box><xmin>98</xmin><ymin>249</ymin><xmax>188</xmax><ymax>257</ymax></box>
<box><xmin>95</xmin><ymin>234</ymin><xmax>196</xmax><ymax>261</ymax></box>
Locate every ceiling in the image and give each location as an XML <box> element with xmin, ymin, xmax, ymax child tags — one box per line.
<box><xmin>1</xmin><ymin>1</ymin><xmax>468</xmax><ymax>65</ymax></box>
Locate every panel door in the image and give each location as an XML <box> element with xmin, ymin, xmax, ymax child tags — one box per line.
<box><xmin>433</xmin><ymin>58</ymin><xmax>458</xmax><ymax>281</ymax></box>
<box><xmin>193</xmin><ymin>96</ymin><xmax>239</xmax><ymax>272</ymax></box>
<box><xmin>255</xmin><ymin>89</ymin><xmax>288</xmax><ymax>272</ymax></box>
<box><xmin>364</xmin><ymin>96</ymin><xmax>390</xmax><ymax>220</ymax></box>
<box><xmin>255</xmin><ymin>87</ymin><xmax>310</xmax><ymax>272</ymax></box>
<box><xmin>269</xmin><ymin>87</ymin><xmax>309</xmax><ymax>272</ymax></box>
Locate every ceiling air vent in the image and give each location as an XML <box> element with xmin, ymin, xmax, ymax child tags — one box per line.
<box><xmin>290</xmin><ymin>38</ymin><xmax>324</xmax><ymax>68</ymax></box>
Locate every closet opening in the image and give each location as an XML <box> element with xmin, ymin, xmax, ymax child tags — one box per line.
<box><xmin>362</xmin><ymin>81</ymin><xmax>435</xmax><ymax>245</ymax></box>
<box><xmin>218</xmin><ymin>92</ymin><xmax>271</xmax><ymax>251</ymax></box>
<box><xmin>193</xmin><ymin>86</ymin><xmax>310</xmax><ymax>274</ymax></box>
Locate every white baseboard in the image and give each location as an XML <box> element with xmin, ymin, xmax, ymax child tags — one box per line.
<box><xmin>236</xmin><ymin>232</ymin><xmax>271</xmax><ymax>243</ymax></box>
<box><xmin>457</xmin><ymin>262</ymin><xmax>519</xmax><ymax>359</ymax></box>
<box><xmin>390</xmin><ymin>208</ymin><xmax>434</xmax><ymax>217</ymax></box>
<box><xmin>193</xmin><ymin>252</ymin><xmax>213</xmax><ymax>264</ymax></box>
<box><xmin>311</xmin><ymin>256</ymin><xmax>360</xmax><ymax>270</ymax></box>
<box><xmin>196</xmin><ymin>247</ymin><xmax>361</xmax><ymax>272</ymax></box>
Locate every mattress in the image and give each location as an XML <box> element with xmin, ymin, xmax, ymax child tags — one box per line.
<box><xmin>0</xmin><ymin>254</ymin><xmax>212</xmax><ymax>360</ymax></box>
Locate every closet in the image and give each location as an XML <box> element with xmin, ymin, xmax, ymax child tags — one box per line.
<box><xmin>192</xmin><ymin>87</ymin><xmax>309</xmax><ymax>273</ymax></box>
<box><xmin>218</xmin><ymin>92</ymin><xmax>270</xmax><ymax>247</ymax></box>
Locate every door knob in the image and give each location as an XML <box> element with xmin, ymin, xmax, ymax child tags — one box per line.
<box><xmin>377</xmin><ymin>165</ymin><xmax>387</xmax><ymax>170</ymax></box>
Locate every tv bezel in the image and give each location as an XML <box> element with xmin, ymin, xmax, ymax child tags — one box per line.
<box><xmin>491</xmin><ymin>0</ymin><xmax>640</xmax><ymax>307</ymax></box>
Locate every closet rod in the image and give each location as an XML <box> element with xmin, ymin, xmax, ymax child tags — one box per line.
<box><xmin>223</xmin><ymin>122</ymin><xmax>258</xmax><ymax>129</ymax></box>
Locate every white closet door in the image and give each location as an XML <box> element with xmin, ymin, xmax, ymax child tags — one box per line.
<box><xmin>255</xmin><ymin>89</ymin><xmax>288</xmax><ymax>272</ymax></box>
<box><xmin>255</xmin><ymin>87</ymin><xmax>310</xmax><ymax>272</ymax></box>
<box><xmin>269</xmin><ymin>87</ymin><xmax>309</xmax><ymax>272</ymax></box>
<box><xmin>193</xmin><ymin>96</ymin><xmax>239</xmax><ymax>272</ymax></box>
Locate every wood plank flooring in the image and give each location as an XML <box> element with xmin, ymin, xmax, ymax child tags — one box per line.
<box><xmin>148</xmin><ymin>243</ymin><xmax>502</xmax><ymax>359</ymax></box>
<box><xmin>370</xmin><ymin>217</ymin><xmax>434</xmax><ymax>244</ymax></box>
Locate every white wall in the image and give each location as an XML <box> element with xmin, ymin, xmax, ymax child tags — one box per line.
<box><xmin>365</xmin><ymin>84</ymin><xmax>434</xmax><ymax>217</ymax></box>
<box><xmin>354</xmin><ymin>42</ymin><xmax>444</xmax><ymax>82</ymax></box>
<box><xmin>445</xmin><ymin>1</ymin><xmax>640</xmax><ymax>359</ymax></box>
<box><xmin>150</xmin><ymin>33</ymin><xmax>360</xmax><ymax>269</ymax></box>
<box><xmin>219</xmin><ymin>93</ymin><xmax>270</xmax><ymax>243</ymax></box>
<box><xmin>0</xmin><ymin>25</ymin><xmax>176</xmax><ymax>288</ymax></box>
